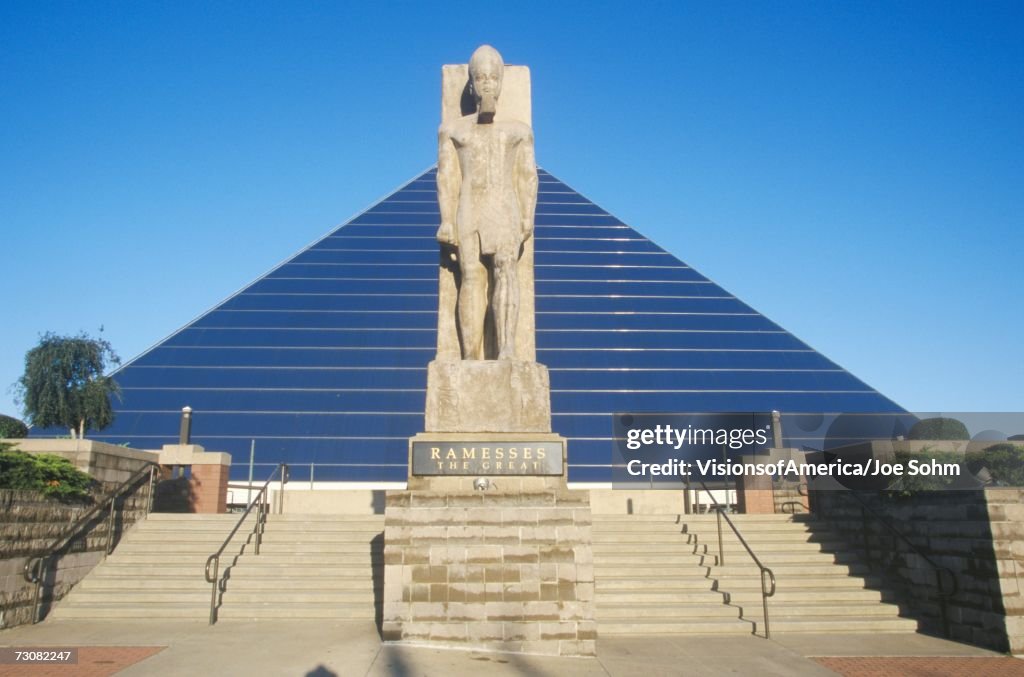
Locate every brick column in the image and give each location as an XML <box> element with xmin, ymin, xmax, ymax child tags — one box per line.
<box><xmin>191</xmin><ymin>463</ymin><xmax>229</xmax><ymax>514</ymax></box>
<box><xmin>736</xmin><ymin>473</ymin><xmax>775</xmax><ymax>514</ymax></box>
<box><xmin>155</xmin><ymin>445</ymin><xmax>232</xmax><ymax>514</ymax></box>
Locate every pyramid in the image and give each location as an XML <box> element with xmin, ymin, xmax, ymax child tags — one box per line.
<box><xmin>88</xmin><ymin>168</ymin><xmax>901</xmax><ymax>482</ymax></box>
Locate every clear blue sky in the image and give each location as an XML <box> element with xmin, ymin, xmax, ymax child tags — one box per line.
<box><xmin>2</xmin><ymin>1</ymin><xmax>1022</xmax><ymax>421</ymax></box>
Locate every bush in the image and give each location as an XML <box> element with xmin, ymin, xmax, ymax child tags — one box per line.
<box><xmin>966</xmin><ymin>444</ymin><xmax>1024</xmax><ymax>487</ymax></box>
<box><xmin>0</xmin><ymin>414</ymin><xmax>28</xmax><ymax>438</ymax></box>
<box><xmin>908</xmin><ymin>417</ymin><xmax>969</xmax><ymax>441</ymax></box>
<box><xmin>1009</xmin><ymin>434</ymin><xmax>1024</xmax><ymax>441</ymax></box>
<box><xmin>892</xmin><ymin>446</ymin><xmax>965</xmax><ymax>492</ymax></box>
<box><xmin>0</xmin><ymin>449</ymin><xmax>96</xmax><ymax>501</ymax></box>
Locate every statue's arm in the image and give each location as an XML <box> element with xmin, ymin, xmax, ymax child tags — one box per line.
<box><xmin>436</xmin><ymin>125</ymin><xmax>459</xmax><ymax>246</ymax></box>
<box><xmin>515</xmin><ymin>128</ymin><xmax>539</xmax><ymax>242</ymax></box>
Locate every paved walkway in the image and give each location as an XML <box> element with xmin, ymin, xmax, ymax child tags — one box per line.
<box><xmin>0</xmin><ymin>620</ymin><xmax>1015</xmax><ymax>676</ymax></box>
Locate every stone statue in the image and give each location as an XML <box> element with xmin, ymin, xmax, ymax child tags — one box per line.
<box><xmin>436</xmin><ymin>45</ymin><xmax>539</xmax><ymax>360</ymax></box>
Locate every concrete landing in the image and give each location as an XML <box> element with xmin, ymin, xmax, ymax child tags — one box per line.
<box><xmin>0</xmin><ymin>620</ymin><xmax>1011</xmax><ymax>676</ymax></box>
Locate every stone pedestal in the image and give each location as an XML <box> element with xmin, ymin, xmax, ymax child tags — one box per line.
<box><xmin>382</xmin><ymin>485</ymin><xmax>595</xmax><ymax>656</ymax></box>
<box><xmin>384</xmin><ymin>432</ymin><xmax>596</xmax><ymax>656</ymax></box>
<box><xmin>426</xmin><ymin>360</ymin><xmax>551</xmax><ymax>433</ymax></box>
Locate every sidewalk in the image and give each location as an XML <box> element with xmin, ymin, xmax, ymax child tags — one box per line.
<box><xmin>0</xmin><ymin>620</ymin><xmax>1015</xmax><ymax>676</ymax></box>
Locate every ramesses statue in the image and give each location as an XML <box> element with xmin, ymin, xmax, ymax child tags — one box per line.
<box><xmin>436</xmin><ymin>45</ymin><xmax>538</xmax><ymax>360</ymax></box>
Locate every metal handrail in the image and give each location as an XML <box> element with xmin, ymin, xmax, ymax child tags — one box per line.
<box><xmin>23</xmin><ymin>461</ymin><xmax>159</xmax><ymax>624</ymax></box>
<box><xmin>834</xmin><ymin>489</ymin><xmax>958</xmax><ymax>637</ymax></box>
<box><xmin>694</xmin><ymin>480</ymin><xmax>777</xmax><ymax>638</ymax></box>
<box><xmin>204</xmin><ymin>463</ymin><xmax>288</xmax><ymax>624</ymax></box>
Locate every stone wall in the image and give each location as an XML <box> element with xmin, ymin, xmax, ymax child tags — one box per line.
<box><xmin>2</xmin><ymin>439</ymin><xmax>158</xmax><ymax>488</ymax></box>
<box><xmin>382</xmin><ymin>488</ymin><xmax>596</xmax><ymax>656</ymax></box>
<box><xmin>0</xmin><ymin>486</ymin><xmax>150</xmax><ymax>628</ymax></box>
<box><xmin>814</xmin><ymin>488</ymin><xmax>1024</xmax><ymax>653</ymax></box>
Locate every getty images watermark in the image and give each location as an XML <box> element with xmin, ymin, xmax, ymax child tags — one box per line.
<box><xmin>611</xmin><ymin>412</ymin><xmax>1024</xmax><ymax>491</ymax></box>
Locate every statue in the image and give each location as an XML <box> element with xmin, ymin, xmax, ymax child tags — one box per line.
<box><xmin>436</xmin><ymin>45</ymin><xmax>538</xmax><ymax>360</ymax></box>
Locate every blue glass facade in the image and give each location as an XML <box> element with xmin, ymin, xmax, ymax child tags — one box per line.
<box><xmin>77</xmin><ymin>168</ymin><xmax>902</xmax><ymax>481</ymax></box>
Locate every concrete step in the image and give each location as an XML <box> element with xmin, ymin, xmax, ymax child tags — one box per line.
<box><xmin>691</xmin><ymin>543</ymin><xmax>852</xmax><ymax>556</ymax></box>
<box><xmin>718</xmin><ymin>575</ymin><xmax>888</xmax><ymax>591</ymax></box>
<box><xmin>724</xmin><ymin>587</ymin><xmax>890</xmax><ymax>603</ymax></box>
<box><xmin>766</xmin><ymin>602</ymin><xmax>904</xmax><ymax>618</ymax></box>
<box><xmin>600</xmin><ymin>618</ymin><xmax>753</xmax><ymax>635</ymax></box>
<box><xmin>253</xmin><ymin>543</ymin><xmax>380</xmax><ymax>554</ymax></box>
<box><xmin>225</xmin><ymin>578</ymin><xmax>381</xmax><ymax>592</ymax></box>
<box><xmin>678</xmin><ymin>531</ymin><xmax>842</xmax><ymax>543</ymax></box>
<box><xmin>52</xmin><ymin>604</ymin><xmax>207</xmax><ymax>620</ymax></box>
<box><xmin>113</xmin><ymin>542</ymin><xmax>253</xmax><ymax>554</ymax></box>
<box><xmin>593</xmin><ymin>562</ymin><xmax>871</xmax><ymax>578</ymax></box>
<box><xmin>594</xmin><ymin>565</ymin><xmax>715</xmax><ymax>578</ymax></box>
<box><xmin>767</xmin><ymin>616</ymin><xmax>919</xmax><ymax>633</ymax></box>
<box><xmin>592</xmin><ymin>543</ymin><xmax>695</xmax><ymax>553</ymax></box>
<box><xmin>128</xmin><ymin>530</ymin><xmax>239</xmax><ymax>541</ymax></box>
<box><xmin>247</xmin><ymin>536</ymin><xmax>380</xmax><ymax>544</ymax></box>
<box><xmin>146</xmin><ymin>514</ymin><xmax>241</xmax><ymax>522</ymax></box>
<box><xmin>92</xmin><ymin>564</ymin><xmax>210</xmax><ymax>577</ymax></box>
<box><xmin>105</xmin><ymin>553</ymin><xmax>233</xmax><ymax>564</ymax></box>
<box><xmin>595</xmin><ymin>589</ymin><xmax>727</xmax><ymax>604</ymax></box>
<box><xmin>77</xmin><ymin>575</ymin><xmax>209</xmax><ymax>591</ymax></box>
<box><xmin>263</xmin><ymin>524</ymin><xmax>384</xmax><ymax>533</ymax></box>
<box><xmin>696</xmin><ymin>551</ymin><xmax>863</xmax><ymax>566</ymax></box>
<box><xmin>705</xmin><ymin>563</ymin><xmax>872</xmax><ymax>577</ymax></box>
<box><xmin>227</xmin><ymin>569</ymin><xmax>373</xmax><ymax>583</ymax></box>
<box><xmin>268</xmin><ymin>514</ymin><xmax>386</xmax><ymax>523</ymax></box>
<box><xmin>65</xmin><ymin>590</ymin><xmax>211</xmax><ymax>604</ymax></box>
<box><xmin>216</xmin><ymin>604</ymin><xmax>374</xmax><ymax>620</ymax></box>
<box><xmin>597</xmin><ymin>603</ymin><xmax>741</xmax><ymax>620</ymax></box>
<box><xmin>222</xmin><ymin>590</ymin><xmax>377</xmax><ymax>604</ymax></box>
<box><xmin>595</xmin><ymin>514</ymin><xmax>807</xmax><ymax>523</ymax></box>
<box><xmin>596</xmin><ymin>577</ymin><xmax>721</xmax><ymax>592</ymax></box>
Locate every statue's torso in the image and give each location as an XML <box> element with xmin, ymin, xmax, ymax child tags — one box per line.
<box><xmin>447</xmin><ymin>117</ymin><xmax>531</xmax><ymax>254</ymax></box>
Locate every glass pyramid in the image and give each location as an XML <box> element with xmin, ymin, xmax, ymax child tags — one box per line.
<box><xmin>85</xmin><ymin>168</ymin><xmax>902</xmax><ymax>482</ymax></box>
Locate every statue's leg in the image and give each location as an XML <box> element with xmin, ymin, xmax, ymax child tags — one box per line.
<box><xmin>458</xmin><ymin>234</ymin><xmax>486</xmax><ymax>360</ymax></box>
<box><xmin>494</xmin><ymin>251</ymin><xmax>519</xmax><ymax>360</ymax></box>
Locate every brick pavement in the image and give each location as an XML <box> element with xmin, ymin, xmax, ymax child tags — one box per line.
<box><xmin>0</xmin><ymin>647</ymin><xmax>164</xmax><ymax>677</ymax></box>
<box><xmin>813</xmin><ymin>656</ymin><xmax>1024</xmax><ymax>677</ymax></box>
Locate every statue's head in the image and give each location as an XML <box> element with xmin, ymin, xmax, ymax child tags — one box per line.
<box><xmin>469</xmin><ymin>45</ymin><xmax>503</xmax><ymax>118</ymax></box>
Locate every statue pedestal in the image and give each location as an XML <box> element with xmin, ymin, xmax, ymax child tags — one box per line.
<box><xmin>426</xmin><ymin>360</ymin><xmax>551</xmax><ymax>433</ymax></box>
<box><xmin>383</xmin><ymin>434</ymin><xmax>596</xmax><ymax>656</ymax></box>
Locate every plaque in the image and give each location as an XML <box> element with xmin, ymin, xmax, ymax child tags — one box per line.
<box><xmin>411</xmin><ymin>440</ymin><xmax>564</xmax><ymax>476</ymax></box>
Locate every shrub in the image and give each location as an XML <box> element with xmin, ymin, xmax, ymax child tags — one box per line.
<box><xmin>908</xmin><ymin>417</ymin><xmax>969</xmax><ymax>441</ymax></box>
<box><xmin>892</xmin><ymin>446</ymin><xmax>964</xmax><ymax>492</ymax></box>
<box><xmin>0</xmin><ymin>414</ymin><xmax>28</xmax><ymax>438</ymax></box>
<box><xmin>0</xmin><ymin>449</ymin><xmax>96</xmax><ymax>501</ymax></box>
<box><xmin>966</xmin><ymin>444</ymin><xmax>1024</xmax><ymax>487</ymax></box>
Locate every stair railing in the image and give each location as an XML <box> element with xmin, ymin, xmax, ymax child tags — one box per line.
<box><xmin>833</xmin><ymin>489</ymin><xmax>958</xmax><ymax>638</ymax></box>
<box><xmin>22</xmin><ymin>462</ymin><xmax>159</xmax><ymax>624</ymax></box>
<box><xmin>204</xmin><ymin>463</ymin><xmax>288</xmax><ymax>624</ymax></box>
<box><xmin>694</xmin><ymin>480</ymin><xmax>777</xmax><ymax>638</ymax></box>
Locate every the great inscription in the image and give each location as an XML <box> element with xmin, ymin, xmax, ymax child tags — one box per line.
<box><xmin>411</xmin><ymin>440</ymin><xmax>564</xmax><ymax>476</ymax></box>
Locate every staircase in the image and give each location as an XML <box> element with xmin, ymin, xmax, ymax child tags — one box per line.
<box><xmin>215</xmin><ymin>514</ymin><xmax>383</xmax><ymax>620</ymax></box>
<box><xmin>593</xmin><ymin>514</ymin><xmax>752</xmax><ymax>634</ymax></box>
<box><xmin>53</xmin><ymin>513</ymin><xmax>238</xmax><ymax>620</ymax></box>
<box><xmin>53</xmin><ymin>513</ymin><xmax>384</xmax><ymax>621</ymax></box>
<box><xmin>594</xmin><ymin>512</ymin><xmax>918</xmax><ymax>635</ymax></box>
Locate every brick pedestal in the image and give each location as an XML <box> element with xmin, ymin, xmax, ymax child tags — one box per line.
<box><xmin>382</xmin><ymin>485</ymin><xmax>595</xmax><ymax>656</ymax></box>
<box><xmin>737</xmin><ymin>472</ymin><xmax>775</xmax><ymax>514</ymax></box>
<box><xmin>156</xmin><ymin>445</ymin><xmax>231</xmax><ymax>514</ymax></box>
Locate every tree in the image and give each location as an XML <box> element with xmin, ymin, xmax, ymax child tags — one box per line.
<box><xmin>15</xmin><ymin>332</ymin><xmax>120</xmax><ymax>439</ymax></box>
